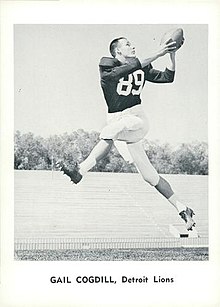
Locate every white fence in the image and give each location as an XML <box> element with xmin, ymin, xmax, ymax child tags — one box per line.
<box><xmin>14</xmin><ymin>236</ymin><xmax>208</xmax><ymax>250</ymax></box>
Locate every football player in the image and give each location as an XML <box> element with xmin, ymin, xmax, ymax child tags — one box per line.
<box><xmin>57</xmin><ymin>37</ymin><xmax>195</xmax><ymax>231</ymax></box>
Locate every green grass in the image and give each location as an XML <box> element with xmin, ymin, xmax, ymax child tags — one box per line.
<box><xmin>15</xmin><ymin>247</ymin><xmax>208</xmax><ymax>261</ymax></box>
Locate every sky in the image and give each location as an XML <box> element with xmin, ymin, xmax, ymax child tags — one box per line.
<box><xmin>14</xmin><ymin>24</ymin><xmax>208</xmax><ymax>145</ymax></box>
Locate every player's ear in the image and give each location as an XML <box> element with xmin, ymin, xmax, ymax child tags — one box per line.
<box><xmin>116</xmin><ymin>47</ymin><xmax>122</xmax><ymax>56</ymax></box>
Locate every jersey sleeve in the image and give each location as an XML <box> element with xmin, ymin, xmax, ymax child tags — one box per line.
<box><xmin>99</xmin><ymin>57</ymin><xmax>142</xmax><ymax>82</ymax></box>
<box><xmin>144</xmin><ymin>64</ymin><xmax>175</xmax><ymax>83</ymax></box>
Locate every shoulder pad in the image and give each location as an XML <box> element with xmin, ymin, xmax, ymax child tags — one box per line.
<box><xmin>99</xmin><ymin>57</ymin><xmax>119</xmax><ymax>67</ymax></box>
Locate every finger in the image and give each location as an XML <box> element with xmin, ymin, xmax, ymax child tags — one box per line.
<box><xmin>168</xmin><ymin>45</ymin><xmax>177</xmax><ymax>49</ymax></box>
<box><xmin>166</xmin><ymin>41</ymin><xmax>176</xmax><ymax>47</ymax></box>
<box><xmin>167</xmin><ymin>46</ymin><xmax>177</xmax><ymax>52</ymax></box>
<box><xmin>168</xmin><ymin>47</ymin><xmax>177</xmax><ymax>50</ymax></box>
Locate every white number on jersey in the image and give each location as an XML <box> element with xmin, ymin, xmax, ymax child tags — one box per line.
<box><xmin>116</xmin><ymin>74</ymin><xmax>133</xmax><ymax>96</ymax></box>
<box><xmin>116</xmin><ymin>70</ymin><xmax>145</xmax><ymax>96</ymax></box>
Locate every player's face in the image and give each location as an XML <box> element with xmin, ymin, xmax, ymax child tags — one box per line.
<box><xmin>117</xmin><ymin>39</ymin><xmax>136</xmax><ymax>58</ymax></box>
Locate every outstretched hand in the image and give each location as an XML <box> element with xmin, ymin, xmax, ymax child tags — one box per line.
<box><xmin>157</xmin><ymin>38</ymin><xmax>177</xmax><ymax>57</ymax></box>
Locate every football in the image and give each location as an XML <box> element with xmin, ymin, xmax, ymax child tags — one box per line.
<box><xmin>160</xmin><ymin>28</ymin><xmax>184</xmax><ymax>51</ymax></box>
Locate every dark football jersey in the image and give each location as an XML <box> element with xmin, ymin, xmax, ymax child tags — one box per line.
<box><xmin>99</xmin><ymin>57</ymin><xmax>175</xmax><ymax>113</ymax></box>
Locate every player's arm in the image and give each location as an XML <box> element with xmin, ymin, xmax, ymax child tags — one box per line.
<box><xmin>166</xmin><ymin>52</ymin><xmax>175</xmax><ymax>71</ymax></box>
<box><xmin>144</xmin><ymin>53</ymin><xmax>176</xmax><ymax>83</ymax></box>
<box><xmin>99</xmin><ymin>57</ymin><xmax>141</xmax><ymax>81</ymax></box>
<box><xmin>145</xmin><ymin>66</ymin><xmax>175</xmax><ymax>83</ymax></box>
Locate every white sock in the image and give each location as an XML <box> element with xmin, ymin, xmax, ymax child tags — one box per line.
<box><xmin>79</xmin><ymin>156</ymin><xmax>96</xmax><ymax>176</ymax></box>
<box><xmin>168</xmin><ymin>194</ymin><xmax>187</xmax><ymax>213</ymax></box>
<box><xmin>175</xmin><ymin>201</ymin><xmax>187</xmax><ymax>213</ymax></box>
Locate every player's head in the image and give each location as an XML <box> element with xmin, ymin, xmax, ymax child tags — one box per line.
<box><xmin>109</xmin><ymin>37</ymin><xmax>136</xmax><ymax>59</ymax></box>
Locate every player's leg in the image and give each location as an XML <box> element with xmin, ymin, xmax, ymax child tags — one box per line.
<box><xmin>126</xmin><ymin>140</ymin><xmax>185</xmax><ymax>208</ymax></box>
<box><xmin>57</xmin><ymin>139</ymin><xmax>113</xmax><ymax>184</ymax></box>
<box><xmin>57</xmin><ymin>112</ymin><xmax>134</xmax><ymax>183</ymax></box>
<box><xmin>114</xmin><ymin>140</ymin><xmax>134</xmax><ymax>164</ymax></box>
<box><xmin>57</xmin><ymin>113</ymin><xmax>136</xmax><ymax>183</ymax></box>
<box><xmin>127</xmin><ymin>141</ymin><xmax>195</xmax><ymax>230</ymax></box>
<box><xmin>155</xmin><ymin>176</ymin><xmax>186</xmax><ymax>212</ymax></box>
<box><xmin>78</xmin><ymin>116</ymin><xmax>133</xmax><ymax>177</ymax></box>
<box><xmin>79</xmin><ymin>139</ymin><xmax>113</xmax><ymax>175</ymax></box>
<box><xmin>127</xmin><ymin>141</ymin><xmax>159</xmax><ymax>185</ymax></box>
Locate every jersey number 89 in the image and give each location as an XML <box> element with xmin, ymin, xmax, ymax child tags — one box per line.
<box><xmin>116</xmin><ymin>70</ymin><xmax>145</xmax><ymax>96</ymax></box>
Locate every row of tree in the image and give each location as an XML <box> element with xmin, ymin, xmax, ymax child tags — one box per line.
<box><xmin>14</xmin><ymin>130</ymin><xmax>208</xmax><ymax>175</ymax></box>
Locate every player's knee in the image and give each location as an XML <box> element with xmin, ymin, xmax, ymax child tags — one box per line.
<box><xmin>100</xmin><ymin>129</ymin><xmax>116</xmax><ymax>141</ymax></box>
<box><xmin>100</xmin><ymin>121</ymin><xmax>125</xmax><ymax>141</ymax></box>
<box><xmin>126</xmin><ymin>139</ymin><xmax>142</xmax><ymax>145</ymax></box>
<box><xmin>101</xmin><ymin>138</ymin><xmax>113</xmax><ymax>145</ymax></box>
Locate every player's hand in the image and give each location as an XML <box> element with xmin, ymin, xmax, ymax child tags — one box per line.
<box><xmin>157</xmin><ymin>38</ymin><xmax>177</xmax><ymax>57</ymax></box>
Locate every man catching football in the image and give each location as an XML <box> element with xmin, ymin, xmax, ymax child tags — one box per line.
<box><xmin>57</xmin><ymin>36</ymin><xmax>196</xmax><ymax>231</ymax></box>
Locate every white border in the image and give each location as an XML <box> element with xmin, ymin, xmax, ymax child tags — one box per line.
<box><xmin>1</xmin><ymin>1</ymin><xmax>220</xmax><ymax>306</ymax></box>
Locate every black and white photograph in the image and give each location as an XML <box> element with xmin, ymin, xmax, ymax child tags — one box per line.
<box><xmin>1</xmin><ymin>1</ymin><xmax>220</xmax><ymax>307</ymax></box>
<box><xmin>14</xmin><ymin>24</ymin><xmax>208</xmax><ymax>261</ymax></box>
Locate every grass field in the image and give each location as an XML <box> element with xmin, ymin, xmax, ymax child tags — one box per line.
<box><xmin>15</xmin><ymin>247</ymin><xmax>208</xmax><ymax>261</ymax></box>
<box><xmin>14</xmin><ymin>170</ymin><xmax>208</xmax><ymax>260</ymax></box>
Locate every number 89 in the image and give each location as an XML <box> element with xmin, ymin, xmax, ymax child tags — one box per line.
<box><xmin>116</xmin><ymin>70</ymin><xmax>145</xmax><ymax>96</ymax></box>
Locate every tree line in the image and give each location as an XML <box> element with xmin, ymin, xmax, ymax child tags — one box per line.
<box><xmin>14</xmin><ymin>130</ymin><xmax>208</xmax><ymax>175</ymax></box>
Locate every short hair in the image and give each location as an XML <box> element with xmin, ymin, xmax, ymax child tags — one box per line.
<box><xmin>109</xmin><ymin>37</ymin><xmax>126</xmax><ymax>57</ymax></box>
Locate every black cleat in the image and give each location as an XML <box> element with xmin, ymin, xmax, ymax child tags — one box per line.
<box><xmin>56</xmin><ymin>160</ymin><xmax>82</xmax><ymax>184</ymax></box>
<box><xmin>179</xmin><ymin>207</ymin><xmax>196</xmax><ymax>231</ymax></box>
